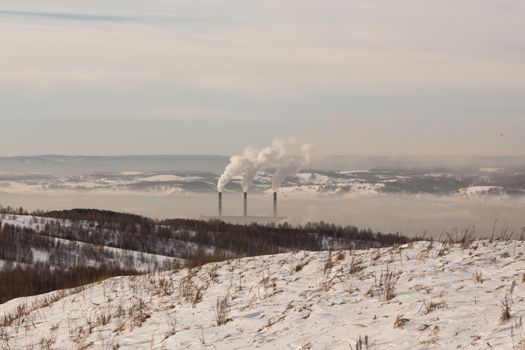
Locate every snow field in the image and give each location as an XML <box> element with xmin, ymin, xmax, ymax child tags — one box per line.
<box><xmin>0</xmin><ymin>240</ymin><xmax>524</xmax><ymax>349</ymax></box>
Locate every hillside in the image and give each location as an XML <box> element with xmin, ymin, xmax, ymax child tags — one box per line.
<box><xmin>0</xmin><ymin>209</ymin><xmax>409</xmax><ymax>304</ymax></box>
<box><xmin>1</xmin><ymin>240</ymin><xmax>524</xmax><ymax>349</ymax></box>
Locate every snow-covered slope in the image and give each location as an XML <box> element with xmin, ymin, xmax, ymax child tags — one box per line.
<box><xmin>0</xmin><ymin>214</ymin><xmax>182</xmax><ymax>271</ymax></box>
<box><xmin>1</xmin><ymin>240</ymin><xmax>524</xmax><ymax>349</ymax></box>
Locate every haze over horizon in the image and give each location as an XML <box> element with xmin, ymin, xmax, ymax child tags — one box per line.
<box><xmin>1</xmin><ymin>1</ymin><xmax>524</xmax><ymax>157</ymax></box>
<box><xmin>2</xmin><ymin>153</ymin><xmax>525</xmax><ymax>158</ymax></box>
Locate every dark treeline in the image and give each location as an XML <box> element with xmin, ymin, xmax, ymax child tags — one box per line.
<box><xmin>39</xmin><ymin>209</ymin><xmax>413</xmax><ymax>258</ymax></box>
<box><xmin>44</xmin><ymin>208</ymin><xmax>153</xmax><ymax>225</ymax></box>
<box><xmin>161</xmin><ymin>219</ymin><xmax>412</xmax><ymax>255</ymax></box>
<box><xmin>0</xmin><ymin>263</ymin><xmax>139</xmax><ymax>304</ymax></box>
<box><xmin>0</xmin><ymin>205</ymin><xmax>29</xmax><ymax>215</ymax></box>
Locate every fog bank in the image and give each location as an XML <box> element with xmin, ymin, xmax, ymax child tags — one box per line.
<box><xmin>1</xmin><ymin>191</ymin><xmax>523</xmax><ymax>238</ymax></box>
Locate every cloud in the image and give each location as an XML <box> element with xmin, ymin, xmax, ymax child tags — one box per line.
<box><xmin>0</xmin><ymin>10</ymin><xmax>137</xmax><ymax>22</ymax></box>
<box><xmin>0</xmin><ymin>0</ymin><xmax>524</xmax><ymax>155</ymax></box>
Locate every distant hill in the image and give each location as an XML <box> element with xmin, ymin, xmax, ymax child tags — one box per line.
<box><xmin>1</xmin><ymin>154</ymin><xmax>524</xmax><ymax>176</ymax></box>
<box><xmin>312</xmin><ymin>155</ymin><xmax>525</xmax><ymax>171</ymax></box>
<box><xmin>0</xmin><ymin>155</ymin><xmax>229</xmax><ymax>176</ymax></box>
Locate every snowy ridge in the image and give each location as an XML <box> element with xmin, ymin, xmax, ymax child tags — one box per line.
<box><xmin>1</xmin><ymin>168</ymin><xmax>524</xmax><ymax>196</ymax></box>
<box><xmin>458</xmin><ymin>186</ymin><xmax>506</xmax><ymax>197</ymax></box>
<box><xmin>0</xmin><ymin>214</ymin><xmax>182</xmax><ymax>271</ymax></box>
<box><xmin>1</xmin><ymin>240</ymin><xmax>524</xmax><ymax>349</ymax></box>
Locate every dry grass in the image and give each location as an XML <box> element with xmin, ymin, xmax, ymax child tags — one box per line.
<box><xmin>114</xmin><ymin>304</ymin><xmax>125</xmax><ymax>319</ymax></box>
<box><xmin>161</xmin><ymin>319</ymin><xmax>178</xmax><ymax>343</ymax></box>
<box><xmin>258</xmin><ymin>314</ymin><xmax>286</xmax><ymax>333</ymax></box>
<box><xmin>0</xmin><ymin>286</ymin><xmax>84</xmax><ymax>328</ymax></box>
<box><xmin>352</xmin><ymin>335</ymin><xmax>369</xmax><ymax>350</ymax></box>
<box><xmin>215</xmin><ymin>294</ymin><xmax>231</xmax><ymax>326</ymax></box>
<box><xmin>95</xmin><ymin>312</ymin><xmax>112</xmax><ymax>327</ymax></box>
<box><xmin>393</xmin><ymin>314</ymin><xmax>409</xmax><ymax>329</ymax></box>
<box><xmin>179</xmin><ymin>271</ymin><xmax>197</xmax><ymax>302</ymax></box>
<box><xmin>320</xmin><ymin>271</ymin><xmax>339</xmax><ymax>292</ymax></box>
<box><xmin>473</xmin><ymin>271</ymin><xmax>483</xmax><ymax>284</ymax></box>
<box><xmin>155</xmin><ymin>276</ymin><xmax>174</xmax><ymax>297</ymax></box>
<box><xmin>379</xmin><ymin>265</ymin><xmax>401</xmax><ymax>302</ymax></box>
<box><xmin>445</xmin><ymin>226</ymin><xmax>476</xmax><ymax>248</ymax></box>
<box><xmin>70</xmin><ymin>322</ymin><xmax>93</xmax><ymax>349</ymax></box>
<box><xmin>192</xmin><ymin>286</ymin><xmax>205</xmax><ymax>306</ymax></box>
<box><xmin>39</xmin><ymin>323</ymin><xmax>59</xmax><ymax>350</ymax></box>
<box><xmin>371</xmin><ymin>250</ymin><xmax>381</xmax><ymax>262</ymax></box>
<box><xmin>500</xmin><ymin>295</ymin><xmax>512</xmax><ymax>322</ymax></box>
<box><xmin>129</xmin><ymin>297</ymin><xmax>150</xmax><ymax>328</ymax></box>
<box><xmin>418</xmin><ymin>299</ymin><xmax>447</xmax><ymax>316</ymax></box>
<box><xmin>510</xmin><ymin>281</ymin><xmax>517</xmax><ymax>295</ymax></box>
<box><xmin>293</xmin><ymin>258</ymin><xmax>311</xmax><ymax>274</ymax></box>
<box><xmin>324</xmin><ymin>250</ymin><xmax>334</xmax><ymax>274</ymax></box>
<box><xmin>417</xmin><ymin>241</ymin><xmax>434</xmax><ymax>260</ymax></box>
<box><xmin>413</xmin><ymin>284</ymin><xmax>432</xmax><ymax>294</ymax></box>
<box><xmin>460</xmin><ymin>227</ymin><xmax>476</xmax><ymax>249</ymax></box>
<box><xmin>348</xmin><ymin>255</ymin><xmax>364</xmax><ymax>275</ymax></box>
<box><xmin>259</xmin><ymin>271</ymin><xmax>277</xmax><ymax>295</ymax></box>
<box><xmin>207</xmin><ymin>264</ymin><xmax>220</xmax><ymax>285</ymax></box>
<box><xmin>512</xmin><ymin>317</ymin><xmax>525</xmax><ymax>349</ymax></box>
<box><xmin>437</xmin><ymin>240</ymin><xmax>450</xmax><ymax>257</ymax></box>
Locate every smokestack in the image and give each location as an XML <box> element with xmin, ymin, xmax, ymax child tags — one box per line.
<box><xmin>243</xmin><ymin>192</ymin><xmax>247</xmax><ymax>217</ymax></box>
<box><xmin>273</xmin><ymin>191</ymin><xmax>277</xmax><ymax>218</ymax></box>
<box><xmin>218</xmin><ymin>192</ymin><xmax>222</xmax><ymax>218</ymax></box>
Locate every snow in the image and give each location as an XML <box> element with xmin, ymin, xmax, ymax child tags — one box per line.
<box><xmin>0</xmin><ymin>215</ymin><xmax>183</xmax><ymax>271</ymax></box>
<box><xmin>0</xmin><ymin>259</ymin><xmax>27</xmax><ymax>269</ymax></box>
<box><xmin>1</xmin><ymin>214</ymin><xmax>67</xmax><ymax>232</ymax></box>
<box><xmin>480</xmin><ymin>168</ymin><xmax>501</xmax><ymax>173</ymax></box>
<box><xmin>339</xmin><ymin>170</ymin><xmax>371</xmax><ymax>174</ymax></box>
<box><xmin>0</xmin><ymin>213</ymin><xmax>52</xmax><ymax>230</ymax></box>
<box><xmin>31</xmin><ymin>248</ymin><xmax>50</xmax><ymax>263</ymax></box>
<box><xmin>1</xmin><ymin>240</ymin><xmax>524</xmax><ymax>349</ymax></box>
<box><xmin>295</xmin><ymin>172</ymin><xmax>332</xmax><ymax>184</ymax></box>
<box><xmin>459</xmin><ymin>186</ymin><xmax>505</xmax><ymax>197</ymax></box>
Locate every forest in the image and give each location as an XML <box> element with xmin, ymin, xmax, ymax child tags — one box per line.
<box><xmin>0</xmin><ymin>207</ymin><xmax>413</xmax><ymax>303</ymax></box>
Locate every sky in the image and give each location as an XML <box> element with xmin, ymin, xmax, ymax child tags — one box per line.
<box><xmin>1</xmin><ymin>0</ymin><xmax>524</xmax><ymax>156</ymax></box>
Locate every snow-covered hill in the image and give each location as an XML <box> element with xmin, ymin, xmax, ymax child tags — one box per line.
<box><xmin>1</xmin><ymin>166</ymin><xmax>524</xmax><ymax>196</ymax></box>
<box><xmin>0</xmin><ymin>214</ymin><xmax>182</xmax><ymax>271</ymax></box>
<box><xmin>1</xmin><ymin>240</ymin><xmax>524</xmax><ymax>349</ymax></box>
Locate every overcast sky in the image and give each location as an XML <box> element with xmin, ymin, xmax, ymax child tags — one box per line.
<box><xmin>1</xmin><ymin>1</ymin><xmax>524</xmax><ymax>156</ymax></box>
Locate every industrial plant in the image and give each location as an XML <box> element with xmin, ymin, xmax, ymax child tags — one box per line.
<box><xmin>201</xmin><ymin>139</ymin><xmax>312</xmax><ymax>224</ymax></box>
<box><xmin>201</xmin><ymin>190</ymin><xmax>286</xmax><ymax>224</ymax></box>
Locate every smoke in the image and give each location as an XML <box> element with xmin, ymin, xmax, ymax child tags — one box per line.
<box><xmin>217</xmin><ymin>139</ymin><xmax>286</xmax><ymax>192</ymax></box>
<box><xmin>217</xmin><ymin>139</ymin><xmax>313</xmax><ymax>192</ymax></box>
<box><xmin>217</xmin><ymin>153</ymin><xmax>251</xmax><ymax>192</ymax></box>
<box><xmin>272</xmin><ymin>143</ymin><xmax>314</xmax><ymax>191</ymax></box>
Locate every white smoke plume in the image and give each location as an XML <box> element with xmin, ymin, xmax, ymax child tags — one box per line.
<box><xmin>217</xmin><ymin>139</ymin><xmax>286</xmax><ymax>192</ymax></box>
<box><xmin>272</xmin><ymin>143</ymin><xmax>314</xmax><ymax>191</ymax></box>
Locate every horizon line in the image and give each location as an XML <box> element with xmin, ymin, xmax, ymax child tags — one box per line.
<box><xmin>1</xmin><ymin>153</ymin><xmax>524</xmax><ymax>159</ymax></box>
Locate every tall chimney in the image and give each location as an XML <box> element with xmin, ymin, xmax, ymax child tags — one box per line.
<box><xmin>218</xmin><ymin>192</ymin><xmax>222</xmax><ymax>218</ymax></box>
<box><xmin>273</xmin><ymin>191</ymin><xmax>277</xmax><ymax>218</ymax></box>
<box><xmin>243</xmin><ymin>192</ymin><xmax>248</xmax><ymax>217</ymax></box>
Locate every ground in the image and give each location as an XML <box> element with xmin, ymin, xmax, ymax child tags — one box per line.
<box><xmin>1</xmin><ymin>240</ymin><xmax>524</xmax><ymax>349</ymax></box>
